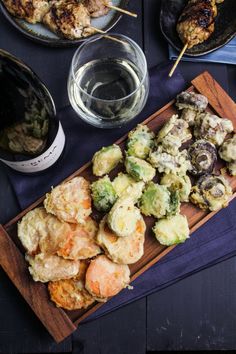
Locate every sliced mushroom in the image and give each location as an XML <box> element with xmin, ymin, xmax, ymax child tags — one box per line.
<box><xmin>156</xmin><ymin>114</ymin><xmax>192</xmax><ymax>155</ymax></box>
<box><xmin>180</xmin><ymin>108</ymin><xmax>198</xmax><ymax>126</ymax></box>
<box><xmin>176</xmin><ymin>91</ymin><xmax>208</xmax><ymax>112</ymax></box>
<box><xmin>149</xmin><ymin>145</ymin><xmax>191</xmax><ymax>175</ymax></box>
<box><xmin>194</xmin><ymin>112</ymin><xmax>233</xmax><ymax>146</ymax></box>
<box><xmin>219</xmin><ymin>134</ymin><xmax>236</xmax><ymax>176</ymax></box>
<box><xmin>188</xmin><ymin>140</ymin><xmax>217</xmax><ymax>176</ymax></box>
<box><xmin>190</xmin><ymin>174</ymin><xmax>232</xmax><ymax>211</ymax></box>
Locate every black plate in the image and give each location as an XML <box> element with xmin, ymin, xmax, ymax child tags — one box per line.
<box><xmin>0</xmin><ymin>0</ymin><xmax>128</xmax><ymax>47</ymax></box>
<box><xmin>160</xmin><ymin>0</ymin><xmax>236</xmax><ymax>56</ymax></box>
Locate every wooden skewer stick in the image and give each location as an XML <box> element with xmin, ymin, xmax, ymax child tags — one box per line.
<box><xmin>168</xmin><ymin>43</ymin><xmax>188</xmax><ymax>78</ymax></box>
<box><xmin>106</xmin><ymin>4</ymin><xmax>137</xmax><ymax>18</ymax></box>
<box><xmin>90</xmin><ymin>26</ymin><xmax>127</xmax><ymax>45</ymax></box>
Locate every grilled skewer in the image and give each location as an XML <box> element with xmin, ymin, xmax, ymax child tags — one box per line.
<box><xmin>43</xmin><ymin>0</ymin><xmax>127</xmax><ymax>42</ymax></box>
<box><xmin>43</xmin><ymin>0</ymin><xmax>94</xmax><ymax>39</ymax></box>
<box><xmin>169</xmin><ymin>0</ymin><xmax>224</xmax><ymax>77</ymax></box>
<box><xmin>2</xmin><ymin>0</ymin><xmax>50</xmax><ymax>24</ymax></box>
<box><xmin>2</xmin><ymin>0</ymin><xmax>137</xmax><ymax>39</ymax></box>
<box><xmin>82</xmin><ymin>0</ymin><xmax>137</xmax><ymax>18</ymax></box>
<box><xmin>177</xmin><ymin>0</ymin><xmax>217</xmax><ymax>49</ymax></box>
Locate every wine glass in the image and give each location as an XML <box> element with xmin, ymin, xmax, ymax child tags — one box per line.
<box><xmin>68</xmin><ymin>33</ymin><xmax>149</xmax><ymax>128</ymax></box>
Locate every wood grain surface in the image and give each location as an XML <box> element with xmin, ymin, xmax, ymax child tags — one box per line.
<box><xmin>1</xmin><ymin>71</ymin><xmax>236</xmax><ymax>343</ymax></box>
<box><xmin>0</xmin><ymin>225</ymin><xmax>77</xmax><ymax>343</ymax></box>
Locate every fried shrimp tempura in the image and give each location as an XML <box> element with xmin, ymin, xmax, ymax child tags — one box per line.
<box><xmin>97</xmin><ymin>216</ymin><xmax>146</xmax><ymax>264</ymax></box>
<box><xmin>48</xmin><ymin>261</ymin><xmax>95</xmax><ymax>310</ymax></box>
<box><xmin>57</xmin><ymin>217</ymin><xmax>101</xmax><ymax>260</ymax></box>
<box><xmin>85</xmin><ymin>255</ymin><xmax>130</xmax><ymax>301</ymax></box>
<box><xmin>26</xmin><ymin>253</ymin><xmax>80</xmax><ymax>283</ymax></box>
<box><xmin>44</xmin><ymin>177</ymin><xmax>92</xmax><ymax>224</ymax></box>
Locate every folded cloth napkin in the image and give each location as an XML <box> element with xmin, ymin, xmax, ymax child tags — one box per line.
<box><xmin>169</xmin><ymin>37</ymin><xmax>236</xmax><ymax>65</ymax></box>
<box><xmin>7</xmin><ymin>61</ymin><xmax>236</xmax><ymax>322</ymax></box>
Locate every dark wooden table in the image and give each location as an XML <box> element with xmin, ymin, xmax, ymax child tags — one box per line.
<box><xmin>1</xmin><ymin>0</ymin><xmax>236</xmax><ymax>352</ymax></box>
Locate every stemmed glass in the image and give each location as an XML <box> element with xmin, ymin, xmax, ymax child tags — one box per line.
<box><xmin>68</xmin><ymin>33</ymin><xmax>149</xmax><ymax>128</ymax></box>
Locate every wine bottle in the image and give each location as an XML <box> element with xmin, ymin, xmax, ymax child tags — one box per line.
<box><xmin>0</xmin><ymin>49</ymin><xmax>65</xmax><ymax>173</ymax></box>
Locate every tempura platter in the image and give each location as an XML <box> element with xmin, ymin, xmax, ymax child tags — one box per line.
<box><xmin>0</xmin><ymin>71</ymin><xmax>236</xmax><ymax>343</ymax></box>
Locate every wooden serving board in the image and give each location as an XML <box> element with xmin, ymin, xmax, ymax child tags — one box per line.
<box><xmin>1</xmin><ymin>72</ymin><xmax>236</xmax><ymax>343</ymax></box>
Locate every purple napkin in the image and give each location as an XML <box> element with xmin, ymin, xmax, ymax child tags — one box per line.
<box><xmin>8</xmin><ymin>62</ymin><xmax>186</xmax><ymax>209</ymax></box>
<box><xmin>7</xmin><ymin>61</ymin><xmax>236</xmax><ymax>322</ymax></box>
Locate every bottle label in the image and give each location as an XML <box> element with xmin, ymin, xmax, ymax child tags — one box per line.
<box><xmin>0</xmin><ymin>122</ymin><xmax>65</xmax><ymax>173</ymax></box>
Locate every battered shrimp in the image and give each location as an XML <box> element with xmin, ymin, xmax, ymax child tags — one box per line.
<box><xmin>85</xmin><ymin>255</ymin><xmax>130</xmax><ymax>301</ymax></box>
<box><xmin>57</xmin><ymin>217</ymin><xmax>101</xmax><ymax>260</ymax></box>
<box><xmin>97</xmin><ymin>216</ymin><xmax>146</xmax><ymax>264</ymax></box>
<box><xmin>44</xmin><ymin>177</ymin><xmax>92</xmax><ymax>224</ymax></box>
<box><xmin>48</xmin><ymin>261</ymin><xmax>95</xmax><ymax>310</ymax></box>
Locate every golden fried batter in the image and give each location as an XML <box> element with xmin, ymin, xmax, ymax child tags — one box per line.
<box><xmin>85</xmin><ymin>255</ymin><xmax>130</xmax><ymax>301</ymax></box>
<box><xmin>43</xmin><ymin>1</ymin><xmax>94</xmax><ymax>39</ymax></box>
<box><xmin>18</xmin><ymin>207</ymin><xmax>49</xmax><ymax>255</ymax></box>
<box><xmin>18</xmin><ymin>207</ymin><xmax>73</xmax><ymax>256</ymax></box>
<box><xmin>48</xmin><ymin>261</ymin><xmax>95</xmax><ymax>310</ymax></box>
<box><xmin>44</xmin><ymin>177</ymin><xmax>92</xmax><ymax>224</ymax></box>
<box><xmin>2</xmin><ymin>0</ymin><xmax>50</xmax><ymax>23</ymax></box>
<box><xmin>57</xmin><ymin>217</ymin><xmax>101</xmax><ymax>260</ymax></box>
<box><xmin>26</xmin><ymin>253</ymin><xmax>80</xmax><ymax>283</ymax></box>
<box><xmin>97</xmin><ymin>216</ymin><xmax>145</xmax><ymax>264</ymax></box>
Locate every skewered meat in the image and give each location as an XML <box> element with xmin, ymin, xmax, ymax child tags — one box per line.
<box><xmin>82</xmin><ymin>0</ymin><xmax>112</xmax><ymax>18</ymax></box>
<box><xmin>177</xmin><ymin>0</ymin><xmax>219</xmax><ymax>48</ymax></box>
<box><xmin>2</xmin><ymin>0</ymin><xmax>50</xmax><ymax>23</ymax></box>
<box><xmin>43</xmin><ymin>1</ymin><xmax>94</xmax><ymax>39</ymax></box>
